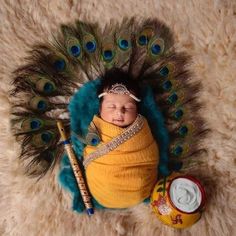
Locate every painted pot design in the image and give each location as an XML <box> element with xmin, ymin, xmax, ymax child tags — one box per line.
<box><xmin>151</xmin><ymin>172</ymin><xmax>206</xmax><ymax>229</ymax></box>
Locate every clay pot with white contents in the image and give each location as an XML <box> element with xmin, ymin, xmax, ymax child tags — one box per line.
<box><xmin>151</xmin><ymin>172</ymin><xmax>206</xmax><ymax>229</ymax></box>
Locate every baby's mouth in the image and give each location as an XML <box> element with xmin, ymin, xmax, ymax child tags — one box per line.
<box><xmin>113</xmin><ymin>119</ymin><xmax>124</xmax><ymax>122</ymax></box>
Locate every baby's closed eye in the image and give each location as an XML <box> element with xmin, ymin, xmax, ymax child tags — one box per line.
<box><xmin>125</xmin><ymin>107</ymin><xmax>135</xmax><ymax>110</ymax></box>
<box><xmin>107</xmin><ymin>105</ymin><xmax>116</xmax><ymax>109</ymax></box>
<box><xmin>124</xmin><ymin>104</ymin><xmax>136</xmax><ymax>110</ymax></box>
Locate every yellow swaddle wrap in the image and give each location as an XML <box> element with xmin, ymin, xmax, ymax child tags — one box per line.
<box><xmin>84</xmin><ymin>115</ymin><xmax>159</xmax><ymax>208</ymax></box>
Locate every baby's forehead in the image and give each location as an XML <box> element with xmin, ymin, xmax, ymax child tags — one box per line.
<box><xmin>102</xmin><ymin>93</ymin><xmax>137</xmax><ymax>104</ymax></box>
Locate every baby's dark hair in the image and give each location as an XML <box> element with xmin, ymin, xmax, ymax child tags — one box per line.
<box><xmin>98</xmin><ymin>68</ymin><xmax>141</xmax><ymax>100</ymax></box>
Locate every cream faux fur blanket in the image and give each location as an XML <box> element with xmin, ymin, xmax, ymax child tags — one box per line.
<box><xmin>0</xmin><ymin>0</ymin><xmax>235</xmax><ymax>235</ymax></box>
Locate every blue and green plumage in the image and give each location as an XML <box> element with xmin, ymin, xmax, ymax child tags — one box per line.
<box><xmin>10</xmin><ymin>17</ymin><xmax>208</xmax><ymax>211</ymax></box>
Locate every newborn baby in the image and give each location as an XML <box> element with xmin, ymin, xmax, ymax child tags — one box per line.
<box><xmin>83</xmin><ymin>68</ymin><xmax>159</xmax><ymax>208</ymax></box>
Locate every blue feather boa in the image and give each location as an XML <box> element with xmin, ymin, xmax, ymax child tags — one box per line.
<box><xmin>58</xmin><ymin>79</ymin><xmax>170</xmax><ymax>212</ymax></box>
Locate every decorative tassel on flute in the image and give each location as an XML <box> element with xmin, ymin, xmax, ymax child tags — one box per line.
<box><xmin>57</xmin><ymin>121</ymin><xmax>94</xmax><ymax>216</ymax></box>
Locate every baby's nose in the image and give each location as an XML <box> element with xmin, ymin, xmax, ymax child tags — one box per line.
<box><xmin>117</xmin><ymin>107</ymin><xmax>125</xmax><ymax>114</ymax></box>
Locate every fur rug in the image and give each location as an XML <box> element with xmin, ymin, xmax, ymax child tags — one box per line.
<box><xmin>0</xmin><ymin>0</ymin><xmax>235</xmax><ymax>235</ymax></box>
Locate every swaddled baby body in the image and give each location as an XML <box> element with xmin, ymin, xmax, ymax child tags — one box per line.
<box><xmin>83</xmin><ymin>68</ymin><xmax>159</xmax><ymax>208</ymax></box>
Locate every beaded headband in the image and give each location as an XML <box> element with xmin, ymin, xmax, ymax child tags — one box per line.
<box><xmin>98</xmin><ymin>83</ymin><xmax>141</xmax><ymax>102</ymax></box>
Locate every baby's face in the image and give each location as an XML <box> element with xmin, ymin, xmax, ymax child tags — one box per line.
<box><xmin>100</xmin><ymin>93</ymin><xmax>138</xmax><ymax>127</ymax></box>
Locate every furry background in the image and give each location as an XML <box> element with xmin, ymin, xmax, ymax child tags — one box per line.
<box><xmin>0</xmin><ymin>0</ymin><xmax>235</xmax><ymax>235</ymax></box>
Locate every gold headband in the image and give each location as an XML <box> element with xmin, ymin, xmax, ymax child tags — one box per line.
<box><xmin>98</xmin><ymin>83</ymin><xmax>141</xmax><ymax>102</ymax></box>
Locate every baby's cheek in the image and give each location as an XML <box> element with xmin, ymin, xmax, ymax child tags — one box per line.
<box><xmin>128</xmin><ymin>112</ymin><xmax>137</xmax><ymax>121</ymax></box>
<box><xmin>124</xmin><ymin>114</ymin><xmax>135</xmax><ymax>125</ymax></box>
<box><xmin>100</xmin><ymin>109</ymin><xmax>113</xmax><ymax>122</ymax></box>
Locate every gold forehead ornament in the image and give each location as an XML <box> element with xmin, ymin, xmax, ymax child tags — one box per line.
<box><xmin>98</xmin><ymin>83</ymin><xmax>141</xmax><ymax>102</ymax></box>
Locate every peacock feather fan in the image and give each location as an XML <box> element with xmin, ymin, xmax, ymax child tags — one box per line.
<box><xmin>10</xmin><ymin>17</ymin><xmax>208</xmax><ymax>180</ymax></box>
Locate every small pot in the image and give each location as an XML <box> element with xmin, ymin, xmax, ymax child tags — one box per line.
<box><xmin>151</xmin><ymin>172</ymin><xmax>206</xmax><ymax>229</ymax></box>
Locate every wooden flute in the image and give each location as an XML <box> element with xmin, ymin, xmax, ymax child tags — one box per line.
<box><xmin>57</xmin><ymin>121</ymin><xmax>94</xmax><ymax>216</ymax></box>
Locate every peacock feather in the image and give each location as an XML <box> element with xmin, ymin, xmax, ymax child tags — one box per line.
<box><xmin>10</xmin><ymin>18</ymin><xmax>208</xmax><ymax>190</ymax></box>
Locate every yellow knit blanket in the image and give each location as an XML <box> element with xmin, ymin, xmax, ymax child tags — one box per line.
<box><xmin>84</xmin><ymin>115</ymin><xmax>159</xmax><ymax>208</ymax></box>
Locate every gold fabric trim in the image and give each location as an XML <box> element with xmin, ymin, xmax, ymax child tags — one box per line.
<box><xmin>83</xmin><ymin>114</ymin><xmax>144</xmax><ymax>168</ymax></box>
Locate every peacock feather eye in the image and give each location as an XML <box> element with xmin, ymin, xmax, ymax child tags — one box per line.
<box><xmin>159</xmin><ymin>66</ymin><xmax>169</xmax><ymax>77</ymax></box>
<box><xmin>159</xmin><ymin>63</ymin><xmax>175</xmax><ymax>77</ymax></box>
<box><xmin>172</xmin><ymin>145</ymin><xmax>183</xmax><ymax>156</ymax></box>
<box><xmin>151</xmin><ymin>44</ymin><xmax>161</xmax><ymax>55</ymax></box>
<box><xmin>91</xmin><ymin>138</ymin><xmax>99</xmax><ymax>145</ymax></box>
<box><xmin>65</xmin><ymin>36</ymin><xmax>82</xmax><ymax>59</ymax></box>
<box><xmin>20</xmin><ymin>118</ymin><xmax>44</xmax><ymax>132</ymax></box>
<box><xmin>29</xmin><ymin>97</ymin><xmax>49</xmax><ymax>112</ymax></box>
<box><xmin>162</xmin><ymin>80</ymin><xmax>172</xmax><ymax>91</ymax></box>
<box><xmin>85</xmin><ymin>41</ymin><xmax>96</xmax><ymax>53</ymax></box>
<box><xmin>102</xmin><ymin>50</ymin><xmax>115</xmax><ymax>62</ymax></box>
<box><xmin>167</xmin><ymin>93</ymin><xmax>178</xmax><ymax>105</ymax></box>
<box><xmin>138</xmin><ymin>35</ymin><xmax>148</xmax><ymax>46</ymax></box>
<box><xmin>173</xmin><ymin>109</ymin><xmax>184</xmax><ymax>120</ymax></box>
<box><xmin>81</xmin><ymin>32</ymin><xmax>98</xmax><ymax>54</ymax></box>
<box><xmin>41</xmin><ymin>131</ymin><xmax>53</xmax><ymax>143</ymax></box>
<box><xmin>70</xmin><ymin>45</ymin><xmax>81</xmax><ymax>57</ymax></box>
<box><xmin>53</xmin><ymin>59</ymin><xmax>66</xmax><ymax>71</ymax></box>
<box><xmin>171</xmin><ymin>142</ymin><xmax>190</xmax><ymax>157</ymax></box>
<box><xmin>178</xmin><ymin>125</ymin><xmax>188</xmax><ymax>137</ymax></box>
<box><xmin>43</xmin><ymin>82</ymin><xmax>54</xmax><ymax>93</ymax></box>
<box><xmin>137</xmin><ymin>27</ymin><xmax>154</xmax><ymax>46</ymax></box>
<box><xmin>101</xmin><ymin>40</ymin><xmax>116</xmax><ymax>65</ymax></box>
<box><xmin>148</xmin><ymin>37</ymin><xmax>165</xmax><ymax>59</ymax></box>
<box><xmin>35</xmin><ymin>78</ymin><xmax>56</xmax><ymax>94</ymax></box>
<box><xmin>31</xmin><ymin>131</ymin><xmax>54</xmax><ymax>147</ymax></box>
<box><xmin>30</xmin><ymin>119</ymin><xmax>41</xmax><ymax>130</ymax></box>
<box><xmin>86</xmin><ymin>132</ymin><xmax>100</xmax><ymax>146</ymax></box>
<box><xmin>118</xmin><ymin>39</ymin><xmax>130</xmax><ymax>50</ymax></box>
<box><xmin>37</xmin><ymin>100</ymin><xmax>47</xmax><ymax>110</ymax></box>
